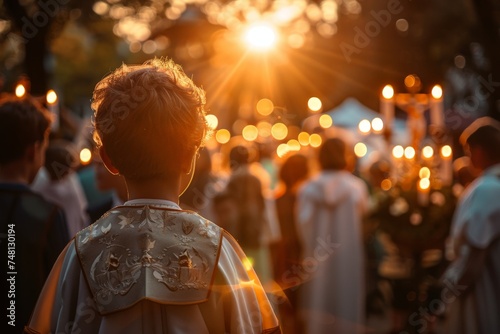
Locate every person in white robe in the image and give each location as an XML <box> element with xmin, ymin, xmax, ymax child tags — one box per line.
<box><xmin>442</xmin><ymin>117</ymin><xmax>500</xmax><ymax>334</ymax></box>
<box><xmin>296</xmin><ymin>137</ymin><xmax>369</xmax><ymax>334</ymax></box>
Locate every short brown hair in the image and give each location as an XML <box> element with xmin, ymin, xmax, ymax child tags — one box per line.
<box><xmin>92</xmin><ymin>58</ymin><xmax>209</xmax><ymax>180</ymax></box>
<box><xmin>0</xmin><ymin>95</ymin><xmax>51</xmax><ymax>165</ymax></box>
<box><xmin>318</xmin><ymin>137</ymin><xmax>347</xmax><ymax>171</ymax></box>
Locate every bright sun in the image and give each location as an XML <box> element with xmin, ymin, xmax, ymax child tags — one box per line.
<box><xmin>244</xmin><ymin>23</ymin><xmax>278</xmax><ymax>51</ymax></box>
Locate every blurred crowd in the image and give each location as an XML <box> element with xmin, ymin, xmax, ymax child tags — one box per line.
<box><xmin>2</xmin><ymin>92</ymin><xmax>499</xmax><ymax>334</ymax></box>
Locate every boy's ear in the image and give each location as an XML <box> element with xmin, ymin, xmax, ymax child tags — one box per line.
<box><xmin>99</xmin><ymin>147</ymin><xmax>120</xmax><ymax>175</ymax></box>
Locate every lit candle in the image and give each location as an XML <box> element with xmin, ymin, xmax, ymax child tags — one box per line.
<box><xmin>418</xmin><ymin>178</ymin><xmax>430</xmax><ymax>206</ymax></box>
<box><xmin>430</xmin><ymin>85</ymin><xmax>444</xmax><ymax>127</ymax></box>
<box><xmin>440</xmin><ymin>145</ymin><xmax>453</xmax><ymax>186</ymax></box>
<box><xmin>46</xmin><ymin>90</ymin><xmax>59</xmax><ymax>132</ymax></box>
<box><xmin>381</xmin><ymin>85</ymin><xmax>394</xmax><ymax>131</ymax></box>
<box><xmin>15</xmin><ymin>84</ymin><xmax>26</xmax><ymax>98</ymax></box>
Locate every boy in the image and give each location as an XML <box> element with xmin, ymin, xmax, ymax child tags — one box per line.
<box><xmin>25</xmin><ymin>59</ymin><xmax>280</xmax><ymax>333</ymax></box>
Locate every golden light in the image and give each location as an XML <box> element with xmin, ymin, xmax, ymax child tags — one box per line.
<box><xmin>215</xmin><ymin>129</ymin><xmax>231</xmax><ymax>144</ymax></box>
<box><xmin>382</xmin><ymin>85</ymin><xmax>394</xmax><ymax>99</ymax></box>
<box><xmin>298</xmin><ymin>132</ymin><xmax>310</xmax><ymax>146</ymax></box>
<box><xmin>276</xmin><ymin>143</ymin><xmax>290</xmax><ymax>158</ymax></box>
<box><xmin>287</xmin><ymin>139</ymin><xmax>301</xmax><ymax>151</ymax></box>
<box><xmin>256</xmin><ymin>98</ymin><xmax>274</xmax><ymax>116</ymax></box>
<box><xmin>46</xmin><ymin>90</ymin><xmax>57</xmax><ymax>104</ymax></box>
<box><xmin>271</xmin><ymin>123</ymin><xmax>288</xmax><ymax>140</ymax></box>
<box><xmin>404</xmin><ymin>146</ymin><xmax>416</xmax><ymax>159</ymax></box>
<box><xmin>419</xmin><ymin>167</ymin><xmax>431</xmax><ymax>179</ymax></box>
<box><xmin>244</xmin><ymin>23</ymin><xmax>278</xmax><ymax>51</ymax></box>
<box><xmin>354</xmin><ymin>142</ymin><xmax>368</xmax><ymax>158</ymax></box>
<box><xmin>308</xmin><ymin>97</ymin><xmax>322</xmax><ymax>112</ymax></box>
<box><xmin>319</xmin><ymin>114</ymin><xmax>333</xmax><ymax>128</ymax></box>
<box><xmin>431</xmin><ymin>85</ymin><xmax>443</xmax><ymax>99</ymax></box>
<box><xmin>392</xmin><ymin>145</ymin><xmax>404</xmax><ymax>159</ymax></box>
<box><xmin>79</xmin><ymin>148</ymin><xmax>92</xmax><ymax>165</ymax></box>
<box><xmin>381</xmin><ymin>179</ymin><xmax>392</xmax><ymax>191</ymax></box>
<box><xmin>15</xmin><ymin>84</ymin><xmax>26</xmax><ymax>98</ymax></box>
<box><xmin>257</xmin><ymin>121</ymin><xmax>272</xmax><ymax>137</ymax></box>
<box><xmin>205</xmin><ymin>114</ymin><xmax>218</xmax><ymax>129</ymax></box>
<box><xmin>309</xmin><ymin>133</ymin><xmax>322</xmax><ymax>148</ymax></box>
<box><xmin>422</xmin><ymin>146</ymin><xmax>434</xmax><ymax>159</ymax></box>
<box><xmin>358</xmin><ymin>119</ymin><xmax>371</xmax><ymax>134</ymax></box>
<box><xmin>441</xmin><ymin>145</ymin><xmax>452</xmax><ymax>158</ymax></box>
<box><xmin>242</xmin><ymin>125</ymin><xmax>259</xmax><ymax>141</ymax></box>
<box><xmin>419</xmin><ymin>178</ymin><xmax>431</xmax><ymax>190</ymax></box>
<box><xmin>371</xmin><ymin>117</ymin><xmax>384</xmax><ymax>132</ymax></box>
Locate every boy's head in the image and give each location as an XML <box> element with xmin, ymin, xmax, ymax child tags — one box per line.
<box><xmin>0</xmin><ymin>95</ymin><xmax>51</xmax><ymax>182</ymax></box>
<box><xmin>91</xmin><ymin>58</ymin><xmax>208</xmax><ymax>181</ymax></box>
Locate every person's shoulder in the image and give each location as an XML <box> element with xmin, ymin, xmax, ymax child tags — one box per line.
<box><xmin>20</xmin><ymin>186</ymin><xmax>66</xmax><ymax>218</ymax></box>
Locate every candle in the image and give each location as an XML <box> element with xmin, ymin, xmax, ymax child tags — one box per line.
<box><xmin>430</xmin><ymin>85</ymin><xmax>444</xmax><ymax>127</ymax></box>
<box><xmin>418</xmin><ymin>178</ymin><xmax>430</xmax><ymax>206</ymax></box>
<box><xmin>381</xmin><ymin>85</ymin><xmax>394</xmax><ymax>131</ymax></box>
<box><xmin>440</xmin><ymin>145</ymin><xmax>453</xmax><ymax>186</ymax></box>
<box><xmin>46</xmin><ymin>90</ymin><xmax>59</xmax><ymax>132</ymax></box>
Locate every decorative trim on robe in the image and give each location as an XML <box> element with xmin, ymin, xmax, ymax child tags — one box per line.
<box><xmin>74</xmin><ymin>205</ymin><xmax>222</xmax><ymax>314</ymax></box>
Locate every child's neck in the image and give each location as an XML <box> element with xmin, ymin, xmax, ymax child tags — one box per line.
<box><xmin>125</xmin><ymin>176</ymin><xmax>180</xmax><ymax>204</ymax></box>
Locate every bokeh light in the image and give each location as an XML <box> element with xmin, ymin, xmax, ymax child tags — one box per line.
<box><xmin>46</xmin><ymin>90</ymin><xmax>57</xmax><ymax>104</ymax></box>
<box><xmin>441</xmin><ymin>145</ymin><xmax>452</xmax><ymax>158</ymax></box>
<box><xmin>15</xmin><ymin>84</ymin><xmax>25</xmax><ymax>98</ymax></box>
<box><xmin>256</xmin><ymin>98</ymin><xmax>274</xmax><ymax>116</ymax></box>
<box><xmin>371</xmin><ymin>117</ymin><xmax>384</xmax><ymax>132</ymax></box>
<box><xmin>382</xmin><ymin>85</ymin><xmax>394</xmax><ymax>99</ymax></box>
<box><xmin>404</xmin><ymin>146</ymin><xmax>416</xmax><ymax>159</ymax></box>
<box><xmin>309</xmin><ymin>133</ymin><xmax>322</xmax><ymax>147</ymax></box>
<box><xmin>242</xmin><ymin>125</ymin><xmax>259</xmax><ymax>141</ymax></box>
<box><xmin>358</xmin><ymin>119</ymin><xmax>371</xmax><ymax>134</ymax></box>
<box><xmin>205</xmin><ymin>114</ymin><xmax>218</xmax><ymax>129</ymax></box>
<box><xmin>287</xmin><ymin>139</ymin><xmax>301</xmax><ymax>151</ymax></box>
<box><xmin>432</xmin><ymin>85</ymin><xmax>443</xmax><ymax>99</ymax></box>
<box><xmin>381</xmin><ymin>179</ymin><xmax>392</xmax><ymax>191</ymax></box>
<box><xmin>422</xmin><ymin>146</ymin><xmax>434</xmax><ymax>159</ymax></box>
<box><xmin>354</xmin><ymin>142</ymin><xmax>367</xmax><ymax>158</ymax></box>
<box><xmin>80</xmin><ymin>148</ymin><xmax>92</xmax><ymax>165</ymax></box>
<box><xmin>276</xmin><ymin>143</ymin><xmax>290</xmax><ymax>158</ymax></box>
<box><xmin>216</xmin><ymin>129</ymin><xmax>231</xmax><ymax>144</ymax></box>
<box><xmin>392</xmin><ymin>145</ymin><xmax>404</xmax><ymax>159</ymax></box>
<box><xmin>419</xmin><ymin>167</ymin><xmax>431</xmax><ymax>179</ymax></box>
<box><xmin>308</xmin><ymin>97</ymin><xmax>322</xmax><ymax>112</ymax></box>
<box><xmin>271</xmin><ymin>123</ymin><xmax>288</xmax><ymax>140</ymax></box>
<box><xmin>298</xmin><ymin>132</ymin><xmax>310</xmax><ymax>146</ymax></box>
<box><xmin>419</xmin><ymin>178</ymin><xmax>430</xmax><ymax>190</ymax></box>
<box><xmin>319</xmin><ymin>114</ymin><xmax>333</xmax><ymax>128</ymax></box>
<box><xmin>257</xmin><ymin>121</ymin><xmax>272</xmax><ymax>137</ymax></box>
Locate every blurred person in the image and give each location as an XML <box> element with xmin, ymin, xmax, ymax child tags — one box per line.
<box><xmin>26</xmin><ymin>58</ymin><xmax>280</xmax><ymax>333</ymax></box>
<box><xmin>225</xmin><ymin>144</ymin><xmax>274</xmax><ymax>286</ymax></box>
<box><xmin>272</xmin><ymin>153</ymin><xmax>310</xmax><ymax>334</ymax></box>
<box><xmin>86</xmin><ymin>153</ymin><xmax>128</xmax><ymax>223</ymax></box>
<box><xmin>180</xmin><ymin>147</ymin><xmax>223</xmax><ymax>221</ymax></box>
<box><xmin>441</xmin><ymin>117</ymin><xmax>500</xmax><ymax>334</ymax></box>
<box><xmin>0</xmin><ymin>95</ymin><xmax>69</xmax><ymax>333</ymax></box>
<box><xmin>296</xmin><ymin>137</ymin><xmax>369</xmax><ymax>334</ymax></box>
<box><xmin>31</xmin><ymin>139</ymin><xmax>90</xmax><ymax>237</ymax></box>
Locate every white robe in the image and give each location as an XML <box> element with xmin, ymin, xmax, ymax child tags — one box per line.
<box><xmin>25</xmin><ymin>200</ymin><xmax>280</xmax><ymax>334</ymax></box>
<box><xmin>296</xmin><ymin>170</ymin><xmax>368</xmax><ymax>334</ymax></box>
<box><xmin>442</xmin><ymin>164</ymin><xmax>500</xmax><ymax>334</ymax></box>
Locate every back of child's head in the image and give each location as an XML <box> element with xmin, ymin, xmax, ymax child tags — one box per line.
<box><xmin>91</xmin><ymin>58</ymin><xmax>208</xmax><ymax>180</ymax></box>
<box><xmin>0</xmin><ymin>95</ymin><xmax>51</xmax><ymax>165</ymax></box>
